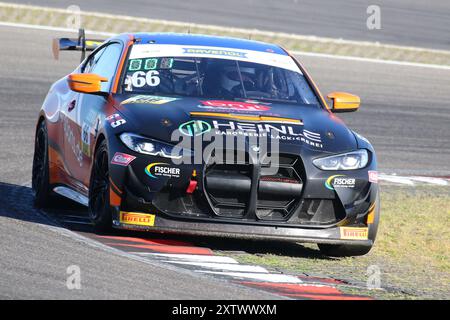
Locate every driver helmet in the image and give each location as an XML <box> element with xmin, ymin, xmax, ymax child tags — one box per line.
<box><xmin>220</xmin><ymin>66</ymin><xmax>256</xmax><ymax>92</ymax></box>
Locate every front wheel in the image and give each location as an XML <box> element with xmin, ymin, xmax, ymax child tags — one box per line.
<box><xmin>32</xmin><ymin>121</ymin><xmax>52</xmax><ymax>208</ymax></box>
<box><xmin>89</xmin><ymin>140</ymin><xmax>112</xmax><ymax>232</ymax></box>
<box><xmin>318</xmin><ymin>195</ymin><xmax>380</xmax><ymax>257</ymax></box>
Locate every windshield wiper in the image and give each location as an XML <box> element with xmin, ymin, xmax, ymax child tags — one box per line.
<box><xmin>194</xmin><ymin>58</ymin><xmax>204</xmax><ymax>96</ymax></box>
<box><xmin>235</xmin><ymin>60</ymin><xmax>248</xmax><ymax>99</ymax></box>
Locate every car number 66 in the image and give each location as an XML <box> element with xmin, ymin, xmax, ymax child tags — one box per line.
<box><xmin>131</xmin><ymin>70</ymin><xmax>160</xmax><ymax>87</ymax></box>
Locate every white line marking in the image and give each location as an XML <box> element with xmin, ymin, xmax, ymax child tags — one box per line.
<box><xmin>0</xmin><ymin>21</ymin><xmax>114</xmax><ymax>37</ymax></box>
<box><xmin>379</xmin><ymin>174</ymin><xmax>450</xmax><ymax>186</ymax></box>
<box><xmin>130</xmin><ymin>253</ymin><xmax>239</xmax><ymax>264</ymax></box>
<box><xmin>165</xmin><ymin>261</ymin><xmax>269</xmax><ymax>273</ymax></box>
<box><xmin>409</xmin><ymin>176</ymin><xmax>449</xmax><ymax>186</ymax></box>
<box><xmin>199</xmin><ymin>271</ymin><xmax>303</xmax><ymax>283</ymax></box>
<box><xmin>291</xmin><ymin>50</ymin><xmax>450</xmax><ymax>71</ymax></box>
<box><xmin>1</xmin><ymin>21</ymin><xmax>449</xmax><ymax>71</ymax></box>
<box><xmin>378</xmin><ymin>175</ymin><xmax>415</xmax><ymax>186</ymax></box>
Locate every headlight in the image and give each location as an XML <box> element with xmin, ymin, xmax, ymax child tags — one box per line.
<box><xmin>119</xmin><ymin>133</ymin><xmax>184</xmax><ymax>159</ymax></box>
<box><xmin>313</xmin><ymin>149</ymin><xmax>369</xmax><ymax>170</ymax></box>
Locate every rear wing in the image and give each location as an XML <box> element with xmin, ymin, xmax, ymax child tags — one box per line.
<box><xmin>52</xmin><ymin>29</ymin><xmax>104</xmax><ymax>62</ymax></box>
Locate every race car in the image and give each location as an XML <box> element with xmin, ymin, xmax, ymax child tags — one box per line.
<box><xmin>32</xmin><ymin>29</ymin><xmax>380</xmax><ymax>256</ymax></box>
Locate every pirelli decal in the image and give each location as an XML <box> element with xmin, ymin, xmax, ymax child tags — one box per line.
<box><xmin>119</xmin><ymin>212</ymin><xmax>155</xmax><ymax>227</ymax></box>
<box><xmin>340</xmin><ymin>227</ymin><xmax>369</xmax><ymax>240</ymax></box>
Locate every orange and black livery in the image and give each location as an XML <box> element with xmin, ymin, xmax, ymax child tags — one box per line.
<box><xmin>33</xmin><ymin>29</ymin><xmax>379</xmax><ymax>257</ymax></box>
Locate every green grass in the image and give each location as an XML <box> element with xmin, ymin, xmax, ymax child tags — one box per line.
<box><xmin>377</xmin><ymin>186</ymin><xmax>450</xmax><ymax>272</ymax></box>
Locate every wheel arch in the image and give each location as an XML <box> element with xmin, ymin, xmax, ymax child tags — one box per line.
<box><xmin>93</xmin><ymin>132</ymin><xmax>107</xmax><ymax>156</ymax></box>
<box><xmin>35</xmin><ymin>115</ymin><xmax>46</xmax><ymax>134</ymax></box>
<box><xmin>88</xmin><ymin>132</ymin><xmax>107</xmax><ymax>185</ymax></box>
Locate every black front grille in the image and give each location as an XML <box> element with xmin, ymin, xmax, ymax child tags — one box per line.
<box><xmin>136</xmin><ymin>151</ymin><xmax>346</xmax><ymax>226</ymax></box>
<box><xmin>204</xmin><ymin>153</ymin><xmax>304</xmax><ymax>221</ymax></box>
<box><xmin>205</xmin><ymin>164</ymin><xmax>251</xmax><ymax>218</ymax></box>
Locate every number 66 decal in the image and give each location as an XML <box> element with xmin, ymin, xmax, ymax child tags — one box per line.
<box><xmin>131</xmin><ymin>70</ymin><xmax>160</xmax><ymax>87</ymax></box>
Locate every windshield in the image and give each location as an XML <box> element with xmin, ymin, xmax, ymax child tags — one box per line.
<box><xmin>122</xmin><ymin>45</ymin><xmax>320</xmax><ymax>105</ymax></box>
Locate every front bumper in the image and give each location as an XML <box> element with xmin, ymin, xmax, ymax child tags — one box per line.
<box><xmin>108</xmin><ymin>136</ymin><xmax>378</xmax><ymax>244</ymax></box>
<box><xmin>112</xmin><ymin>209</ymin><xmax>372</xmax><ymax>246</ymax></box>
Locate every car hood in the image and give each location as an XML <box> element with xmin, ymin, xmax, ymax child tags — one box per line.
<box><xmin>112</xmin><ymin>94</ymin><xmax>357</xmax><ymax>154</ymax></box>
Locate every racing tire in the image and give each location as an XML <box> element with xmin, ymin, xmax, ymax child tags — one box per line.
<box><xmin>89</xmin><ymin>139</ymin><xmax>112</xmax><ymax>232</ymax></box>
<box><xmin>32</xmin><ymin>121</ymin><xmax>52</xmax><ymax>208</ymax></box>
<box><xmin>318</xmin><ymin>194</ymin><xmax>380</xmax><ymax>257</ymax></box>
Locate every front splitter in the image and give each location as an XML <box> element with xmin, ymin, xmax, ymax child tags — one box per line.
<box><xmin>114</xmin><ymin>214</ymin><xmax>372</xmax><ymax>246</ymax></box>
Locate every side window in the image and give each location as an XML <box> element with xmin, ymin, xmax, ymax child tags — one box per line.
<box><xmin>83</xmin><ymin>47</ymin><xmax>106</xmax><ymax>74</ymax></box>
<box><xmin>83</xmin><ymin>42</ymin><xmax>123</xmax><ymax>92</ymax></box>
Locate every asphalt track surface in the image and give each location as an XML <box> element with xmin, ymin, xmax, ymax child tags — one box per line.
<box><xmin>0</xmin><ymin>25</ymin><xmax>450</xmax><ymax>299</ymax></box>
<box><xmin>8</xmin><ymin>0</ymin><xmax>450</xmax><ymax>50</ymax></box>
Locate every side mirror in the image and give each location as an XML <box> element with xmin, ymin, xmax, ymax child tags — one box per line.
<box><xmin>68</xmin><ymin>73</ymin><xmax>108</xmax><ymax>94</ymax></box>
<box><xmin>327</xmin><ymin>92</ymin><xmax>360</xmax><ymax>113</ymax></box>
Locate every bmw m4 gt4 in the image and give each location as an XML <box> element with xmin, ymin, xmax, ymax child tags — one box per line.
<box><xmin>32</xmin><ymin>31</ymin><xmax>380</xmax><ymax>256</ymax></box>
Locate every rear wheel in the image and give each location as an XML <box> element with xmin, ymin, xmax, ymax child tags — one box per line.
<box><xmin>89</xmin><ymin>140</ymin><xmax>112</xmax><ymax>232</ymax></box>
<box><xmin>318</xmin><ymin>195</ymin><xmax>380</xmax><ymax>257</ymax></box>
<box><xmin>32</xmin><ymin>121</ymin><xmax>52</xmax><ymax>208</ymax></box>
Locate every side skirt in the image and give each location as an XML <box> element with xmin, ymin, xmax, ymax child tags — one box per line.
<box><xmin>53</xmin><ymin>186</ymin><xmax>89</xmax><ymax>207</ymax></box>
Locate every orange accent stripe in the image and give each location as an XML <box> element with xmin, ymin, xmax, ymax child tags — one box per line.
<box><xmin>109</xmin><ymin>177</ymin><xmax>122</xmax><ymax>194</ymax></box>
<box><xmin>109</xmin><ymin>187</ymin><xmax>122</xmax><ymax>206</ymax></box>
<box><xmin>48</xmin><ymin>146</ymin><xmax>66</xmax><ymax>184</ymax></box>
<box><xmin>112</xmin><ymin>36</ymin><xmax>134</xmax><ymax>94</ymax></box>
<box><xmin>48</xmin><ymin>146</ymin><xmax>59</xmax><ymax>163</ymax></box>
<box><xmin>366</xmin><ymin>202</ymin><xmax>376</xmax><ymax>224</ymax></box>
<box><xmin>190</xmin><ymin>112</ymin><xmax>302</xmax><ymax>124</ymax></box>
